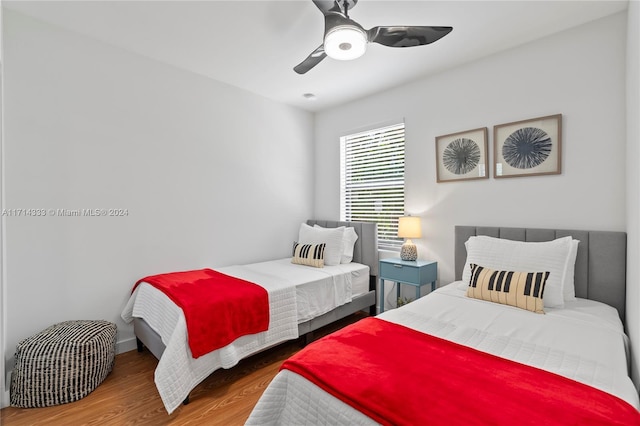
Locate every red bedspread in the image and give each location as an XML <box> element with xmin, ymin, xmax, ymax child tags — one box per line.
<box><xmin>134</xmin><ymin>268</ymin><xmax>269</xmax><ymax>358</ymax></box>
<box><xmin>282</xmin><ymin>317</ymin><xmax>640</xmax><ymax>426</ymax></box>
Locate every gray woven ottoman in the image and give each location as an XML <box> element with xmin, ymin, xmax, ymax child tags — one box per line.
<box><xmin>10</xmin><ymin>320</ymin><xmax>117</xmax><ymax>408</ymax></box>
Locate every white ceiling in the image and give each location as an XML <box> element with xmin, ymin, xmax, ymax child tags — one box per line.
<box><xmin>3</xmin><ymin>0</ymin><xmax>628</xmax><ymax>112</ymax></box>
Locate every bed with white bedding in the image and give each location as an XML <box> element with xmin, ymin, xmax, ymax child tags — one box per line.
<box><xmin>120</xmin><ymin>220</ymin><xmax>378</xmax><ymax>414</ymax></box>
<box><xmin>246</xmin><ymin>225</ymin><xmax>640</xmax><ymax>425</ymax></box>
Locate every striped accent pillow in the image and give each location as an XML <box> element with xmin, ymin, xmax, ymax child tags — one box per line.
<box><xmin>292</xmin><ymin>242</ymin><xmax>326</xmax><ymax>268</ymax></box>
<box><xmin>466</xmin><ymin>263</ymin><xmax>549</xmax><ymax>314</ymax></box>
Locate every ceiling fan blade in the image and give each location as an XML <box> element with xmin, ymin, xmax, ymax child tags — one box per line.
<box><xmin>294</xmin><ymin>45</ymin><xmax>327</xmax><ymax>74</ymax></box>
<box><xmin>312</xmin><ymin>0</ymin><xmax>342</xmax><ymax>15</ymax></box>
<box><xmin>368</xmin><ymin>26</ymin><xmax>453</xmax><ymax>48</ymax></box>
<box><xmin>312</xmin><ymin>0</ymin><xmax>358</xmax><ymax>16</ymax></box>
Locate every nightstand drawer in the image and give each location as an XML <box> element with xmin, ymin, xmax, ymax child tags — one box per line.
<box><xmin>380</xmin><ymin>261</ymin><xmax>422</xmax><ymax>283</ymax></box>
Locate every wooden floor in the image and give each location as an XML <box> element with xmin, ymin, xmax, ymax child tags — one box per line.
<box><xmin>1</xmin><ymin>312</ymin><xmax>366</xmax><ymax>426</ymax></box>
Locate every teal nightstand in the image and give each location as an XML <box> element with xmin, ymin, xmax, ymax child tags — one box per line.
<box><xmin>379</xmin><ymin>258</ymin><xmax>438</xmax><ymax>313</ymax></box>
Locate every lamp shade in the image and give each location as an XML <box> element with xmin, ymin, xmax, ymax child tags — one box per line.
<box><xmin>398</xmin><ymin>216</ymin><xmax>422</xmax><ymax>239</ymax></box>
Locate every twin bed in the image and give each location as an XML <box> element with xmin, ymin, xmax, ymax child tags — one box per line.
<box><xmin>122</xmin><ymin>222</ymin><xmax>639</xmax><ymax>423</ymax></box>
<box><xmin>121</xmin><ymin>219</ymin><xmax>378</xmax><ymax>413</ymax></box>
<box><xmin>247</xmin><ymin>225</ymin><xmax>639</xmax><ymax>424</ymax></box>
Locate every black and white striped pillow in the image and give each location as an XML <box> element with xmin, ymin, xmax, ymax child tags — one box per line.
<box><xmin>292</xmin><ymin>242</ymin><xmax>326</xmax><ymax>268</ymax></box>
<box><xmin>467</xmin><ymin>263</ymin><xmax>549</xmax><ymax>314</ymax></box>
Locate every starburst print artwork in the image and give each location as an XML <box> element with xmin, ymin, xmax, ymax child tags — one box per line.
<box><xmin>443</xmin><ymin>138</ymin><xmax>481</xmax><ymax>175</ymax></box>
<box><xmin>502</xmin><ymin>127</ymin><xmax>552</xmax><ymax>169</ymax></box>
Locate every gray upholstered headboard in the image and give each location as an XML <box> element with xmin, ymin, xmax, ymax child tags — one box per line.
<box><xmin>455</xmin><ymin>226</ymin><xmax>627</xmax><ymax>322</ymax></box>
<box><xmin>306</xmin><ymin>220</ymin><xmax>379</xmax><ymax>278</ymax></box>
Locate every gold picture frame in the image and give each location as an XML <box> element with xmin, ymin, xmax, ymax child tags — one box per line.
<box><xmin>435</xmin><ymin>127</ymin><xmax>489</xmax><ymax>183</ymax></box>
<box><xmin>493</xmin><ymin>114</ymin><xmax>562</xmax><ymax>178</ymax></box>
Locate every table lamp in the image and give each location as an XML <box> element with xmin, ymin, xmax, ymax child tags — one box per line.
<box><xmin>398</xmin><ymin>216</ymin><xmax>421</xmax><ymax>261</ymax></box>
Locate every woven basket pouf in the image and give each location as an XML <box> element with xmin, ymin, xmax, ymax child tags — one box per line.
<box><xmin>10</xmin><ymin>320</ymin><xmax>117</xmax><ymax>408</ymax></box>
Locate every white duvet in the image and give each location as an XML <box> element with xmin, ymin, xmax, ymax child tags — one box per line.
<box><xmin>121</xmin><ymin>259</ymin><xmax>367</xmax><ymax>413</ymax></box>
<box><xmin>247</xmin><ymin>282</ymin><xmax>639</xmax><ymax>425</ymax></box>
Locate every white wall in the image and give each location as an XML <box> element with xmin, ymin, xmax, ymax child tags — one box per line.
<box><xmin>1</xmin><ymin>8</ymin><xmax>314</xmax><ymax>373</ymax></box>
<box><xmin>626</xmin><ymin>0</ymin><xmax>640</xmax><ymax>388</ymax></box>
<box><xmin>0</xmin><ymin>0</ymin><xmax>6</xmax><ymax>409</ymax></box>
<box><xmin>315</xmin><ymin>14</ymin><xmax>628</xmax><ymax>306</ymax></box>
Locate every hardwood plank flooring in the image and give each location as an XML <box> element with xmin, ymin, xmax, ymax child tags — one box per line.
<box><xmin>1</xmin><ymin>312</ymin><xmax>366</xmax><ymax>426</ymax></box>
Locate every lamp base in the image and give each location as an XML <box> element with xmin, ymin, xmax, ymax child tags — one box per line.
<box><xmin>400</xmin><ymin>241</ymin><xmax>417</xmax><ymax>261</ymax></box>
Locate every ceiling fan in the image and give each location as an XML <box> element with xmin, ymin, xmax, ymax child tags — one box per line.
<box><xmin>294</xmin><ymin>0</ymin><xmax>453</xmax><ymax>74</ymax></box>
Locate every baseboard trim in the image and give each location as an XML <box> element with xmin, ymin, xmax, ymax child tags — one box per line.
<box><xmin>116</xmin><ymin>337</ymin><xmax>137</xmax><ymax>355</ymax></box>
<box><xmin>2</xmin><ymin>370</ymin><xmax>10</xmax><ymax>409</ymax></box>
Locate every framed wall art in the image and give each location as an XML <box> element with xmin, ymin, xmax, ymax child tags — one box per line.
<box><xmin>435</xmin><ymin>127</ymin><xmax>489</xmax><ymax>183</ymax></box>
<box><xmin>493</xmin><ymin>114</ymin><xmax>562</xmax><ymax>178</ymax></box>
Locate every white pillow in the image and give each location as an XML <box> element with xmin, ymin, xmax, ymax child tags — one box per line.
<box><xmin>562</xmin><ymin>239</ymin><xmax>580</xmax><ymax>301</ymax></box>
<box><xmin>314</xmin><ymin>224</ymin><xmax>358</xmax><ymax>263</ymax></box>
<box><xmin>462</xmin><ymin>235</ymin><xmax>573</xmax><ymax>308</ymax></box>
<box><xmin>298</xmin><ymin>223</ymin><xmax>344</xmax><ymax>266</ymax></box>
<box><xmin>341</xmin><ymin>227</ymin><xmax>358</xmax><ymax>263</ymax></box>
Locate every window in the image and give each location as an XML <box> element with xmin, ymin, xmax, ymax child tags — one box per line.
<box><xmin>340</xmin><ymin>122</ymin><xmax>405</xmax><ymax>250</ymax></box>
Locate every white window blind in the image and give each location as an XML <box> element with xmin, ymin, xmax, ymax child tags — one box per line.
<box><xmin>340</xmin><ymin>122</ymin><xmax>405</xmax><ymax>250</ymax></box>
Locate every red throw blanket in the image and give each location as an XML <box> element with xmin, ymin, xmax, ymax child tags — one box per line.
<box><xmin>282</xmin><ymin>317</ymin><xmax>640</xmax><ymax>426</ymax></box>
<box><xmin>133</xmin><ymin>268</ymin><xmax>269</xmax><ymax>358</ymax></box>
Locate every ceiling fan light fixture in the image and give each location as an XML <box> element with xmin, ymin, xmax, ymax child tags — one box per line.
<box><xmin>324</xmin><ymin>25</ymin><xmax>367</xmax><ymax>60</ymax></box>
<box><xmin>294</xmin><ymin>0</ymin><xmax>452</xmax><ymax>74</ymax></box>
